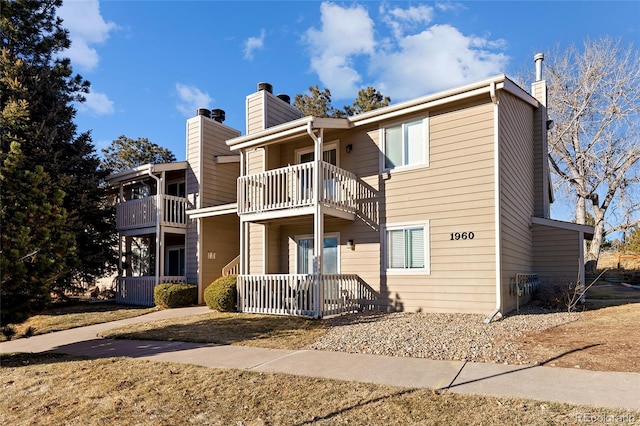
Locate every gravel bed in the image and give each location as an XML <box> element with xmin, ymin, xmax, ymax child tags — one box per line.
<box><xmin>308</xmin><ymin>304</ymin><xmax>580</xmax><ymax>365</ymax></box>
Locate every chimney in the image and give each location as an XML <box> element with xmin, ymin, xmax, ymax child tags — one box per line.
<box><xmin>276</xmin><ymin>94</ymin><xmax>291</xmax><ymax>104</ymax></box>
<box><xmin>211</xmin><ymin>108</ymin><xmax>225</xmax><ymax>123</ymax></box>
<box><xmin>197</xmin><ymin>108</ymin><xmax>211</xmax><ymax>118</ymax></box>
<box><xmin>257</xmin><ymin>82</ymin><xmax>273</xmax><ymax>93</ymax></box>
<box><xmin>534</xmin><ymin>53</ymin><xmax>544</xmax><ymax>81</ymax></box>
<box><xmin>531</xmin><ymin>53</ymin><xmax>551</xmax><ymax>219</ymax></box>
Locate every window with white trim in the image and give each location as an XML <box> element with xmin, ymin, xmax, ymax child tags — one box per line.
<box><xmin>385</xmin><ymin>223</ymin><xmax>429</xmax><ymax>273</ymax></box>
<box><xmin>382</xmin><ymin>118</ymin><xmax>427</xmax><ymax>170</ymax></box>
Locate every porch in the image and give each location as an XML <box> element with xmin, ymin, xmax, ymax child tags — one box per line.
<box><xmin>237</xmin><ymin>274</ymin><xmax>377</xmax><ymax>318</ymax></box>
<box><xmin>115</xmin><ymin>275</ymin><xmax>186</xmax><ymax>307</ymax></box>
<box><xmin>116</xmin><ymin>194</ymin><xmax>189</xmax><ymax>231</ymax></box>
<box><xmin>237</xmin><ymin>161</ymin><xmax>358</xmax><ymax>221</ymax></box>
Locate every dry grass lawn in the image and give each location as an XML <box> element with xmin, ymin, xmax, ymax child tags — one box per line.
<box><xmin>99</xmin><ymin>312</ymin><xmax>326</xmax><ymax>349</ymax></box>
<box><xmin>1</xmin><ymin>353</ymin><xmax>635</xmax><ymax>426</ymax></box>
<box><xmin>1</xmin><ymin>303</ymin><xmax>157</xmax><ymax>342</ymax></box>
<box><xmin>514</xmin><ymin>303</ymin><xmax>640</xmax><ymax>372</ymax></box>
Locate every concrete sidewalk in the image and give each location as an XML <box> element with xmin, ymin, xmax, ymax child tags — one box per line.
<box><xmin>1</xmin><ymin>306</ymin><xmax>639</xmax><ymax>412</ymax></box>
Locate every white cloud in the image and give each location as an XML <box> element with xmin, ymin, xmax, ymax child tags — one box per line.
<box><xmin>175</xmin><ymin>83</ymin><xmax>213</xmax><ymax>117</ymax></box>
<box><xmin>372</xmin><ymin>24</ymin><xmax>509</xmax><ymax>99</ymax></box>
<box><xmin>80</xmin><ymin>91</ymin><xmax>115</xmax><ymax>116</ymax></box>
<box><xmin>244</xmin><ymin>29</ymin><xmax>266</xmax><ymax>60</ymax></box>
<box><xmin>303</xmin><ymin>2</ymin><xmax>509</xmax><ymax>101</ymax></box>
<box><xmin>303</xmin><ymin>2</ymin><xmax>375</xmax><ymax>98</ymax></box>
<box><xmin>380</xmin><ymin>4</ymin><xmax>434</xmax><ymax>39</ymax></box>
<box><xmin>57</xmin><ymin>0</ymin><xmax>117</xmax><ymax>72</ymax></box>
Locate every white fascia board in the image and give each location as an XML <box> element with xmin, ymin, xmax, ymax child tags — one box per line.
<box><xmin>226</xmin><ymin>116</ymin><xmax>351</xmax><ymax>151</ymax></box>
<box><xmin>187</xmin><ymin>203</ymin><xmax>238</xmax><ymax>219</ymax></box>
<box><xmin>349</xmin><ymin>74</ymin><xmax>538</xmax><ymax>128</ymax></box>
<box><xmin>106</xmin><ymin>161</ymin><xmax>189</xmax><ymax>185</ymax></box>
<box><xmin>531</xmin><ymin>216</ymin><xmax>595</xmax><ymax>237</ymax></box>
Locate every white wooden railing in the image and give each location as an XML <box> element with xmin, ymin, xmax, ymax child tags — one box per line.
<box><xmin>237</xmin><ymin>274</ymin><xmax>376</xmax><ymax>317</ymax></box>
<box><xmin>237</xmin><ymin>161</ymin><xmax>358</xmax><ymax>216</ymax></box>
<box><xmin>116</xmin><ymin>275</ymin><xmax>187</xmax><ymax>306</ymax></box>
<box><xmin>116</xmin><ymin>195</ymin><xmax>189</xmax><ymax>230</ymax></box>
<box><xmin>320</xmin><ymin>274</ymin><xmax>377</xmax><ymax>316</ymax></box>
<box><xmin>222</xmin><ymin>255</ymin><xmax>240</xmax><ymax>276</ymax></box>
<box><xmin>116</xmin><ymin>276</ymin><xmax>156</xmax><ymax>306</ymax></box>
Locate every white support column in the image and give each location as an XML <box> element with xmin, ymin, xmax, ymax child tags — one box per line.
<box><xmin>312</xmin><ymin>128</ymin><xmax>324</xmax><ymax>318</ymax></box>
<box><xmin>239</xmin><ymin>149</ymin><xmax>246</xmax><ymax>276</ymax></box>
<box><xmin>158</xmin><ymin>171</ymin><xmax>166</xmax><ymax>284</ymax></box>
<box><xmin>240</xmin><ymin>219</ymin><xmax>246</xmax><ymax>275</ymax></box>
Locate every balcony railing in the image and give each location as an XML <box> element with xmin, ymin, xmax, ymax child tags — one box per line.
<box><xmin>237</xmin><ymin>161</ymin><xmax>358</xmax><ymax>217</ymax></box>
<box><xmin>237</xmin><ymin>274</ymin><xmax>377</xmax><ymax>318</ymax></box>
<box><xmin>116</xmin><ymin>195</ymin><xmax>189</xmax><ymax>230</ymax></box>
<box><xmin>116</xmin><ymin>275</ymin><xmax>187</xmax><ymax>307</ymax></box>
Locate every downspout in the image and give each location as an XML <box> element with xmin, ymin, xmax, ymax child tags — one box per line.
<box><xmin>484</xmin><ymin>81</ymin><xmax>502</xmax><ymax>323</ymax></box>
<box><xmin>147</xmin><ymin>168</ymin><xmax>162</xmax><ymax>287</ymax></box>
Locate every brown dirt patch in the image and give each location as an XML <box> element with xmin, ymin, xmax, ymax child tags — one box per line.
<box><xmin>514</xmin><ymin>304</ymin><xmax>640</xmax><ymax>372</ymax></box>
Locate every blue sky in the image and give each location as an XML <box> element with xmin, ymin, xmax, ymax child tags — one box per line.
<box><xmin>57</xmin><ymin>0</ymin><xmax>639</xmax><ymax>159</ymax></box>
<box><xmin>57</xmin><ymin>1</ymin><xmax>639</xmax><ymax>222</ymax></box>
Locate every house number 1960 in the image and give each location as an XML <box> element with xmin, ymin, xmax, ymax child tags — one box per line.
<box><xmin>450</xmin><ymin>232</ymin><xmax>474</xmax><ymax>240</ymax></box>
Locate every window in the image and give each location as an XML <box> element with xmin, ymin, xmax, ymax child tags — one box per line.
<box><xmin>296</xmin><ymin>143</ymin><xmax>338</xmax><ymax>166</ymax></box>
<box><xmin>296</xmin><ymin>235</ymin><xmax>339</xmax><ymax>274</ymax></box>
<box><xmin>385</xmin><ymin>223</ymin><xmax>429</xmax><ymax>273</ymax></box>
<box><xmin>167</xmin><ymin>181</ymin><xmax>186</xmax><ymax>198</ymax></box>
<box><xmin>165</xmin><ymin>246</ymin><xmax>185</xmax><ymax>276</ymax></box>
<box><xmin>383</xmin><ymin>118</ymin><xmax>427</xmax><ymax>170</ymax></box>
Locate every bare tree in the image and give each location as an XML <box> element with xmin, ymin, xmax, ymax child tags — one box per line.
<box><xmin>545</xmin><ymin>36</ymin><xmax>640</xmax><ymax>270</ymax></box>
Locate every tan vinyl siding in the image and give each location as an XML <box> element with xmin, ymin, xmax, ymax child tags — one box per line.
<box><xmin>185</xmin><ymin>118</ymin><xmax>202</xmax><ymax>284</ymax></box>
<box><xmin>498</xmin><ymin>92</ymin><xmax>536</xmax><ymax>313</ymax></box>
<box><xmin>246</xmin><ymin>92</ymin><xmax>265</xmax><ymax>135</ymax></box>
<box><xmin>266</xmin><ymin>224</ymin><xmax>280</xmax><ymax>274</ymax></box>
<box><xmin>186</xmin><ymin>218</ymin><xmax>199</xmax><ymax>285</ymax></box>
<box><xmin>531</xmin><ymin>82</ymin><xmax>549</xmax><ymax>218</ymax></box>
<box><xmin>246</xmin><ymin>90</ymin><xmax>302</xmax><ymax>135</ymax></box>
<box><xmin>264</xmin><ymin>92</ymin><xmax>302</xmax><ymax>128</ymax></box>
<box><xmin>378</xmin><ymin>101</ymin><xmax>497</xmax><ymax>314</ymax></box>
<box><xmin>199</xmin><ymin>214</ymin><xmax>240</xmax><ymax>303</ymax></box>
<box><xmin>185</xmin><ymin>115</ymin><xmax>241</xmax><ymax>299</ymax></box>
<box><xmin>186</xmin><ymin>118</ymin><xmax>202</xmax><ymax>208</ymax></box>
<box><xmin>532</xmin><ymin>224</ymin><xmax>581</xmax><ymax>283</ymax></box>
<box><xmin>246</xmin><ymin>148</ymin><xmax>265</xmax><ymax>175</ymax></box>
<box><xmin>199</xmin><ymin>118</ymin><xmax>240</xmax><ymax>207</ymax></box>
<box><xmin>248</xmin><ymin>223</ymin><xmax>264</xmax><ymax>274</ymax></box>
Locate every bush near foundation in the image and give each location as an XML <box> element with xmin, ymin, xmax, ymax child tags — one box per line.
<box><xmin>154</xmin><ymin>283</ymin><xmax>197</xmax><ymax>309</ymax></box>
<box><xmin>204</xmin><ymin>275</ymin><xmax>237</xmax><ymax>312</ymax></box>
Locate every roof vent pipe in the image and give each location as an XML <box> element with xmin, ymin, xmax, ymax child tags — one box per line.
<box><xmin>257</xmin><ymin>82</ymin><xmax>273</xmax><ymax>93</ymax></box>
<box><xmin>211</xmin><ymin>108</ymin><xmax>225</xmax><ymax>123</ymax></box>
<box><xmin>276</xmin><ymin>94</ymin><xmax>291</xmax><ymax>104</ymax></box>
<box><xmin>534</xmin><ymin>53</ymin><xmax>544</xmax><ymax>81</ymax></box>
<box><xmin>197</xmin><ymin>108</ymin><xmax>211</xmax><ymax>118</ymax></box>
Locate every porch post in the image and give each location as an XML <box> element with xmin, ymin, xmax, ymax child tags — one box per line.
<box><xmin>239</xmin><ymin>149</ymin><xmax>246</xmax><ymax>276</ymax></box>
<box><xmin>313</xmin><ymin>128</ymin><xmax>324</xmax><ymax>318</ymax></box>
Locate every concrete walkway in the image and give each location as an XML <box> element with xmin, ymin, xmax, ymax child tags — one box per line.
<box><xmin>1</xmin><ymin>306</ymin><xmax>638</xmax><ymax>412</ymax></box>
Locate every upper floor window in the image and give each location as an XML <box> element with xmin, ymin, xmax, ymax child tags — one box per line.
<box><xmin>382</xmin><ymin>118</ymin><xmax>428</xmax><ymax>171</ymax></box>
<box><xmin>167</xmin><ymin>181</ymin><xmax>186</xmax><ymax>198</ymax></box>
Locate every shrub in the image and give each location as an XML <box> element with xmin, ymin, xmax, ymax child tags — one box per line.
<box><xmin>154</xmin><ymin>283</ymin><xmax>197</xmax><ymax>309</ymax></box>
<box><xmin>204</xmin><ymin>275</ymin><xmax>237</xmax><ymax>312</ymax></box>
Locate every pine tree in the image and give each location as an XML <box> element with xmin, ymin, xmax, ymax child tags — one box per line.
<box><xmin>102</xmin><ymin>135</ymin><xmax>177</xmax><ymax>174</ymax></box>
<box><xmin>1</xmin><ymin>0</ymin><xmax>116</xmax><ymax>313</ymax></box>
<box><xmin>294</xmin><ymin>85</ymin><xmax>390</xmax><ymax>118</ymax></box>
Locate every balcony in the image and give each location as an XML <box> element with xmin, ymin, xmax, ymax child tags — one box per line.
<box><xmin>237</xmin><ymin>161</ymin><xmax>358</xmax><ymax>221</ymax></box>
<box><xmin>116</xmin><ymin>194</ymin><xmax>189</xmax><ymax>231</ymax></box>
